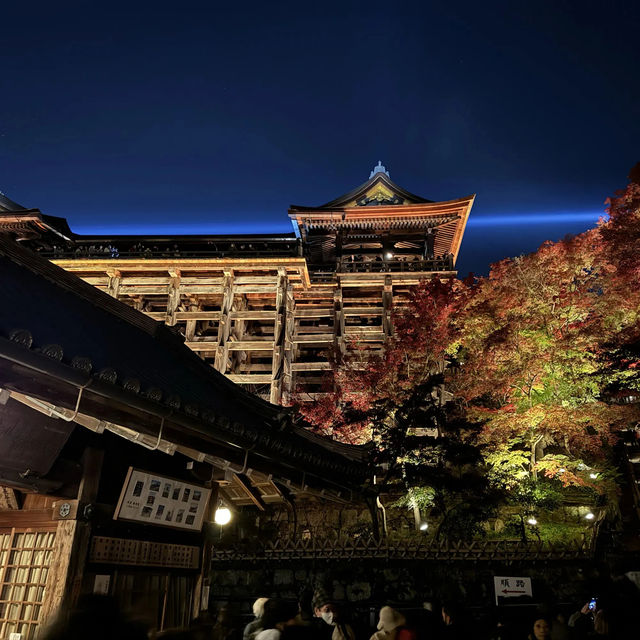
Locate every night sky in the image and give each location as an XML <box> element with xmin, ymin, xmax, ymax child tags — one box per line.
<box><xmin>2</xmin><ymin>1</ymin><xmax>638</xmax><ymax>275</ymax></box>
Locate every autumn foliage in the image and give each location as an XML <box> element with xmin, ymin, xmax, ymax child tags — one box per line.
<box><xmin>295</xmin><ymin>166</ymin><xmax>640</xmax><ymax>531</ymax></box>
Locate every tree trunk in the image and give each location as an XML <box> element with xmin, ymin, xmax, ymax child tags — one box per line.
<box><xmin>412</xmin><ymin>501</ymin><xmax>421</xmax><ymax>531</ymax></box>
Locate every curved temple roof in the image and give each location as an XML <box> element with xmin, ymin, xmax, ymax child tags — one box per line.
<box><xmin>0</xmin><ymin>237</ymin><xmax>369</xmax><ymax>495</ymax></box>
<box><xmin>289</xmin><ymin>164</ymin><xmax>475</xmax><ymax>265</ymax></box>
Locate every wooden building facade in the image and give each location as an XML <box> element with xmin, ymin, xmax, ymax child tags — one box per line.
<box><xmin>0</xmin><ymin>164</ymin><xmax>474</xmax><ymax>404</ymax></box>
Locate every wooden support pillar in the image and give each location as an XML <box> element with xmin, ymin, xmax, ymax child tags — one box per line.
<box><xmin>425</xmin><ymin>227</ymin><xmax>436</xmax><ymax>259</ymax></box>
<box><xmin>106</xmin><ymin>269</ymin><xmax>121</xmax><ymax>299</ymax></box>
<box><xmin>184</xmin><ymin>298</ymin><xmax>200</xmax><ymax>342</ymax></box>
<box><xmin>214</xmin><ymin>271</ymin><xmax>234</xmax><ymax>373</ymax></box>
<box><xmin>41</xmin><ymin>447</ymin><xmax>104</xmax><ymax>622</ymax></box>
<box><xmin>165</xmin><ymin>270</ymin><xmax>182</xmax><ymax>326</ymax></box>
<box><xmin>230</xmin><ymin>296</ymin><xmax>247</xmax><ymax>374</ymax></box>
<box><xmin>333</xmin><ymin>285</ymin><xmax>345</xmax><ymax>355</ymax></box>
<box><xmin>282</xmin><ymin>284</ymin><xmax>295</xmax><ymax>404</ymax></box>
<box><xmin>192</xmin><ymin>481</ymin><xmax>219</xmax><ymax>620</ymax></box>
<box><xmin>382</xmin><ymin>275</ymin><xmax>393</xmax><ymax>338</ymax></box>
<box><xmin>269</xmin><ymin>269</ymin><xmax>287</xmax><ymax>405</ymax></box>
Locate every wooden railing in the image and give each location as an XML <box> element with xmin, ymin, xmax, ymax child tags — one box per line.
<box><xmin>210</xmin><ymin>536</ymin><xmax>594</xmax><ymax>563</ymax></box>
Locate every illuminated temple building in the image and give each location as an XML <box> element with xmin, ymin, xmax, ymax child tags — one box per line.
<box><xmin>0</xmin><ymin>163</ymin><xmax>474</xmax><ymax>404</ymax></box>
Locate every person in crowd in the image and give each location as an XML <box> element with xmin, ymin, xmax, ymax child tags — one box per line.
<box><xmin>568</xmin><ymin>599</ymin><xmax>612</xmax><ymax>638</ymax></box>
<box><xmin>244</xmin><ymin>598</ymin><xmax>270</xmax><ymax>640</ymax></box>
<box><xmin>370</xmin><ymin>607</ymin><xmax>414</xmax><ymax>640</ymax></box>
<box><xmin>548</xmin><ymin>609</ymin><xmax>569</xmax><ymax>640</ymax></box>
<box><xmin>311</xmin><ymin>587</ymin><xmax>355</xmax><ymax>640</ymax></box>
<box><xmin>190</xmin><ymin>613</ymin><xmax>215</xmax><ymax>640</ymax></box>
<box><xmin>527</xmin><ymin>618</ymin><xmax>551</xmax><ymax>640</ymax></box>
<box><xmin>441</xmin><ymin>602</ymin><xmax>465</xmax><ymax>639</ymax></box>
<box><xmin>256</xmin><ymin>599</ymin><xmax>300</xmax><ymax>640</ymax></box>
<box><xmin>211</xmin><ymin>605</ymin><xmax>235</xmax><ymax>640</ymax></box>
<box><xmin>486</xmin><ymin>612</ymin><xmax>513</xmax><ymax>640</ymax></box>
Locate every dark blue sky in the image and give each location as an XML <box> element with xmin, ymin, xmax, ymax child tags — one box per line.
<box><xmin>1</xmin><ymin>1</ymin><xmax>638</xmax><ymax>275</ymax></box>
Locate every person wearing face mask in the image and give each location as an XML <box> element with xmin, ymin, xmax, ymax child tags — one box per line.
<box><xmin>311</xmin><ymin>587</ymin><xmax>355</xmax><ymax>640</ymax></box>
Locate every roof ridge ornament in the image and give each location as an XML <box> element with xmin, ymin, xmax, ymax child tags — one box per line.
<box><xmin>369</xmin><ymin>160</ymin><xmax>390</xmax><ymax>179</ymax></box>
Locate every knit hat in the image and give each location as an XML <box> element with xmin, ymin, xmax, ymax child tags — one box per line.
<box><xmin>253</xmin><ymin>597</ymin><xmax>269</xmax><ymax>618</ymax></box>
<box><xmin>311</xmin><ymin>585</ymin><xmax>332</xmax><ymax>611</ymax></box>
<box><xmin>377</xmin><ymin>607</ymin><xmax>406</xmax><ymax>632</ymax></box>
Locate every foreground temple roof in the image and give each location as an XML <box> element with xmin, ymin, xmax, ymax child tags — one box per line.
<box><xmin>0</xmin><ymin>237</ymin><xmax>369</xmax><ymax>497</ymax></box>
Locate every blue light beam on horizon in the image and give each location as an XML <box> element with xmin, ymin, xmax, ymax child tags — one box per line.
<box><xmin>71</xmin><ymin>211</ymin><xmax>607</xmax><ymax>236</ymax></box>
<box><xmin>467</xmin><ymin>211</ymin><xmax>605</xmax><ymax>227</ymax></box>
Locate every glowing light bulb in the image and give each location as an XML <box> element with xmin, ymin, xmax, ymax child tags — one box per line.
<box><xmin>419</xmin><ymin>522</ymin><xmax>428</xmax><ymax>531</ymax></box>
<box><xmin>214</xmin><ymin>507</ymin><xmax>232</xmax><ymax>525</ymax></box>
<box><xmin>527</xmin><ymin>517</ymin><xmax>537</xmax><ymax>526</ymax></box>
<box><xmin>385</xmin><ymin>252</ymin><xmax>393</xmax><ymax>260</ymax></box>
<box><xmin>585</xmin><ymin>512</ymin><xmax>595</xmax><ymax>521</ymax></box>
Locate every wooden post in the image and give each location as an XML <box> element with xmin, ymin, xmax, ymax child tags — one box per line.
<box><xmin>165</xmin><ymin>270</ymin><xmax>182</xmax><ymax>326</ymax></box>
<box><xmin>270</xmin><ymin>269</ymin><xmax>287</xmax><ymax>404</ymax></box>
<box><xmin>106</xmin><ymin>269</ymin><xmax>121</xmax><ymax>299</ymax></box>
<box><xmin>382</xmin><ymin>275</ymin><xmax>393</xmax><ymax>338</ymax></box>
<box><xmin>333</xmin><ymin>285</ymin><xmax>345</xmax><ymax>355</ymax></box>
<box><xmin>41</xmin><ymin>447</ymin><xmax>104</xmax><ymax>622</ymax></box>
<box><xmin>184</xmin><ymin>299</ymin><xmax>200</xmax><ymax>342</ymax></box>
<box><xmin>192</xmin><ymin>482</ymin><xmax>219</xmax><ymax>620</ymax></box>
<box><xmin>282</xmin><ymin>284</ymin><xmax>295</xmax><ymax>403</ymax></box>
<box><xmin>230</xmin><ymin>296</ymin><xmax>247</xmax><ymax>375</ymax></box>
<box><xmin>214</xmin><ymin>271</ymin><xmax>234</xmax><ymax>373</ymax></box>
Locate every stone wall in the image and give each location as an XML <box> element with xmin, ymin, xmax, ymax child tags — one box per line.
<box><xmin>208</xmin><ymin>558</ymin><xmax>604</xmax><ymax>617</ymax></box>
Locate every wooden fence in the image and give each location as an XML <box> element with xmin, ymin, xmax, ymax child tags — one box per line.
<box><xmin>210</xmin><ymin>536</ymin><xmax>594</xmax><ymax>563</ymax></box>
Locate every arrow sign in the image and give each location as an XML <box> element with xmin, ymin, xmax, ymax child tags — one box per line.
<box><xmin>494</xmin><ymin>576</ymin><xmax>533</xmax><ymax>605</ymax></box>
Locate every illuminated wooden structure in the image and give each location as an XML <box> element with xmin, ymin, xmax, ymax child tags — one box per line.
<box><xmin>0</xmin><ymin>164</ymin><xmax>474</xmax><ymax>403</ymax></box>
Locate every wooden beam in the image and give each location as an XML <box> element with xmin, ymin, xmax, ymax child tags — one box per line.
<box><xmin>106</xmin><ymin>271</ymin><xmax>121</xmax><ymax>298</ymax></box>
<box><xmin>227</xmin><ymin>340</ymin><xmax>275</xmax><ymax>351</ymax></box>
<box><xmin>233</xmin><ymin>474</ymin><xmax>267</xmax><ymax>511</ymax></box>
<box><xmin>0</xmin><ymin>485</ymin><xmax>20</xmax><ymax>509</ymax></box>
<box><xmin>230</xmin><ymin>310</ymin><xmax>278</xmax><ymax>320</ymax></box>
<box><xmin>294</xmin><ymin>308</ymin><xmax>333</xmax><ymax>318</ymax></box>
<box><xmin>214</xmin><ymin>272</ymin><xmax>234</xmax><ymax>372</ymax></box>
<box><xmin>293</xmin><ymin>334</ymin><xmax>334</xmax><ymax>344</ymax></box>
<box><xmin>226</xmin><ymin>374</ymin><xmax>273</xmax><ymax>384</ymax></box>
<box><xmin>175</xmin><ymin>310</ymin><xmax>221</xmax><ymax>321</ymax></box>
<box><xmin>270</xmin><ymin>269</ymin><xmax>287</xmax><ymax>405</ymax></box>
<box><xmin>291</xmin><ymin>362</ymin><xmax>332</xmax><ymax>371</ymax></box>
<box><xmin>282</xmin><ymin>284</ymin><xmax>295</xmax><ymax>403</ymax></box>
<box><xmin>230</xmin><ymin>296</ymin><xmax>247</xmax><ymax>375</ymax></box>
<box><xmin>185</xmin><ymin>340</ymin><xmax>218</xmax><ymax>351</ymax></box>
<box><xmin>237</xmin><ymin>363</ymin><xmax>273</xmax><ymax>372</ymax></box>
<box><xmin>0</xmin><ymin>508</ymin><xmax>54</xmax><ymax>527</ymax></box>
<box><xmin>382</xmin><ymin>275</ymin><xmax>393</xmax><ymax>338</ymax></box>
<box><xmin>344</xmin><ymin>326</ymin><xmax>385</xmax><ymax>335</ymax></box>
<box><xmin>165</xmin><ymin>273</ymin><xmax>181</xmax><ymax>325</ymax></box>
<box><xmin>343</xmin><ymin>307</ymin><xmax>383</xmax><ymax>316</ymax></box>
<box><xmin>334</xmin><ymin>285</ymin><xmax>345</xmax><ymax>355</ymax></box>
